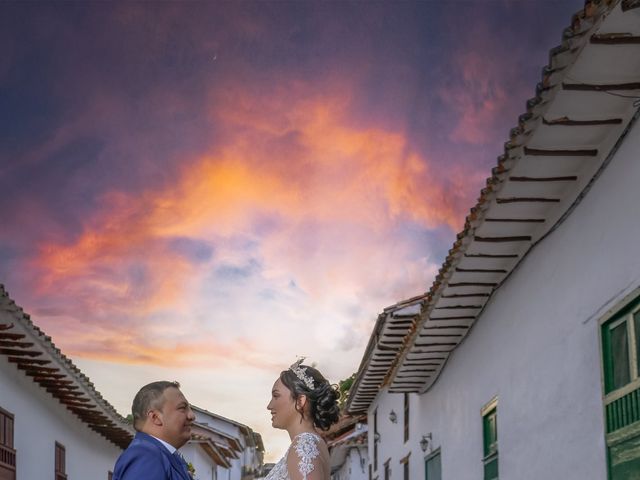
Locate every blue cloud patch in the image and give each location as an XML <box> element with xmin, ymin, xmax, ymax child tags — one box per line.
<box><xmin>167</xmin><ymin>237</ymin><xmax>214</xmax><ymax>263</ymax></box>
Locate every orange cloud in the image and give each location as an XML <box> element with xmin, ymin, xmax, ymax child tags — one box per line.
<box><xmin>31</xmin><ymin>77</ymin><xmax>465</xmax><ymax>366</ymax></box>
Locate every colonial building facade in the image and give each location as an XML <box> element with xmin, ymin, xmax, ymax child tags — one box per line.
<box><xmin>348</xmin><ymin>2</ymin><xmax>640</xmax><ymax>479</ymax></box>
<box><xmin>0</xmin><ymin>285</ymin><xmax>133</xmax><ymax>480</ymax></box>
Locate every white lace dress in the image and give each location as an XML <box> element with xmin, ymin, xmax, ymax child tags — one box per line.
<box><xmin>266</xmin><ymin>432</ymin><xmax>322</xmax><ymax>480</ymax></box>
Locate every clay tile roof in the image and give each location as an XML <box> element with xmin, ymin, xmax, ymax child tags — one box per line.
<box><xmin>0</xmin><ymin>285</ymin><xmax>134</xmax><ymax>448</ymax></box>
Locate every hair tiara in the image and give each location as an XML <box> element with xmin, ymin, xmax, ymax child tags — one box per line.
<box><xmin>289</xmin><ymin>358</ymin><xmax>315</xmax><ymax>390</ymax></box>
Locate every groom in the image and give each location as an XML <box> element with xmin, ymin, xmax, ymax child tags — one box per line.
<box><xmin>114</xmin><ymin>381</ymin><xmax>196</xmax><ymax>480</ymax></box>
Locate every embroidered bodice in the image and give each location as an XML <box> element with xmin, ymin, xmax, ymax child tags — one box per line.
<box><xmin>265</xmin><ymin>432</ymin><xmax>321</xmax><ymax>480</ymax></box>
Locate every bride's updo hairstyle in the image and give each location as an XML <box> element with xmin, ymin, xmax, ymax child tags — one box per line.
<box><xmin>281</xmin><ymin>360</ymin><xmax>340</xmax><ymax>431</ymax></box>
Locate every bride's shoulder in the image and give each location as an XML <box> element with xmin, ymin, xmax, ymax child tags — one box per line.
<box><xmin>286</xmin><ymin>432</ymin><xmax>326</xmax><ymax>480</ymax></box>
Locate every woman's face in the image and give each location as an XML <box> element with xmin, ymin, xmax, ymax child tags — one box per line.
<box><xmin>267</xmin><ymin>377</ymin><xmax>299</xmax><ymax>430</ymax></box>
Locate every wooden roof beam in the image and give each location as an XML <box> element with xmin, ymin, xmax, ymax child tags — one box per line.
<box><xmin>496</xmin><ymin>198</ymin><xmax>560</xmax><ymax>204</ymax></box>
<box><xmin>0</xmin><ymin>323</ymin><xmax>15</xmax><ymax>331</ymax></box>
<box><xmin>524</xmin><ymin>146</ymin><xmax>598</xmax><ymax>156</ymax></box>
<box><xmin>456</xmin><ymin>267</ymin><xmax>507</xmax><ymax>273</ymax></box>
<box><xmin>47</xmin><ymin>388</ymin><xmax>84</xmax><ymax>397</ymax></box>
<box><xmin>0</xmin><ymin>332</ymin><xmax>26</xmax><ymax>340</ymax></box>
<box><xmin>8</xmin><ymin>357</ymin><xmax>51</xmax><ymax>365</ymax></box>
<box><xmin>474</xmin><ymin>235</ymin><xmax>532</xmax><ymax>242</ymax></box>
<box><xmin>509</xmin><ymin>176</ymin><xmax>577</xmax><ymax>182</ymax></box>
<box><xmin>433</xmin><ymin>305</ymin><xmax>482</xmax><ymax>310</ymax></box>
<box><xmin>484</xmin><ymin>218</ymin><xmax>545</xmax><ymax>223</ymax></box>
<box><xmin>562</xmin><ymin>82</ymin><xmax>640</xmax><ymax>91</ymax></box>
<box><xmin>27</xmin><ymin>373</ymin><xmax>67</xmax><ymax>380</ymax></box>
<box><xmin>464</xmin><ymin>254</ymin><xmax>518</xmax><ymax>259</ymax></box>
<box><xmin>543</xmin><ymin>116</ymin><xmax>623</xmax><ymax>126</ymax></box>
<box><xmin>0</xmin><ymin>348</ymin><xmax>42</xmax><ymax>357</ymax></box>
<box><xmin>17</xmin><ymin>365</ymin><xmax>59</xmax><ymax>373</ymax></box>
<box><xmin>0</xmin><ymin>340</ymin><xmax>34</xmax><ymax>348</ymax></box>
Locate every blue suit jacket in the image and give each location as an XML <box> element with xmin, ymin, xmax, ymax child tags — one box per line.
<box><xmin>114</xmin><ymin>432</ymin><xmax>191</xmax><ymax>480</ymax></box>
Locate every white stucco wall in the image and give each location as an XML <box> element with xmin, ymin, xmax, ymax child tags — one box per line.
<box><xmin>368</xmin><ymin>108</ymin><xmax>640</xmax><ymax>479</ymax></box>
<box><xmin>182</xmin><ymin>442</ymin><xmax>218</xmax><ymax>480</ymax></box>
<box><xmin>368</xmin><ymin>391</ymin><xmax>418</xmax><ymax>480</ymax></box>
<box><xmin>0</xmin><ymin>356</ymin><xmax>123</xmax><ymax>479</ymax></box>
<box><xmin>332</xmin><ymin>447</ymin><xmax>369</xmax><ymax>480</ymax></box>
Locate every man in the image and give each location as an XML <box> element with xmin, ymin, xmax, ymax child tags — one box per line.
<box><xmin>114</xmin><ymin>381</ymin><xmax>196</xmax><ymax>480</ymax></box>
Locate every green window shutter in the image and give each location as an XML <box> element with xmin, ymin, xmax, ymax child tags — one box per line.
<box><xmin>603</xmin><ymin>320</ymin><xmax>631</xmax><ymax>393</ymax></box>
<box><xmin>483</xmin><ymin>409</ymin><xmax>498</xmax><ymax>457</ymax></box>
<box><xmin>634</xmin><ymin>311</ymin><xmax>640</xmax><ymax>376</ymax></box>
<box><xmin>482</xmin><ymin>406</ymin><xmax>498</xmax><ymax>480</ymax></box>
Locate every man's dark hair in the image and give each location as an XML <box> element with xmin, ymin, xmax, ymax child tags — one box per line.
<box><xmin>131</xmin><ymin>381</ymin><xmax>181</xmax><ymax>431</ymax></box>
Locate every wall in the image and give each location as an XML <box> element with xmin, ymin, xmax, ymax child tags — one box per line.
<box><xmin>332</xmin><ymin>447</ymin><xmax>368</xmax><ymax>480</ymax></box>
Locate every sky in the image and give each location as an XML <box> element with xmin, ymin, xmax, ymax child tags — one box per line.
<box><xmin>0</xmin><ymin>0</ymin><xmax>581</xmax><ymax>461</ymax></box>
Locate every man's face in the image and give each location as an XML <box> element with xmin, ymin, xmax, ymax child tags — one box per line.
<box><xmin>156</xmin><ymin>387</ymin><xmax>195</xmax><ymax>448</ymax></box>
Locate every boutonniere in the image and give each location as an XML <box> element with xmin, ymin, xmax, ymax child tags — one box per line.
<box><xmin>186</xmin><ymin>461</ymin><xmax>196</xmax><ymax>479</ymax></box>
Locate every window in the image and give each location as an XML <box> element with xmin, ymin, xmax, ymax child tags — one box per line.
<box><xmin>482</xmin><ymin>398</ymin><xmax>498</xmax><ymax>480</ymax></box>
<box><xmin>383</xmin><ymin>459</ymin><xmax>390</xmax><ymax>480</ymax></box>
<box><xmin>424</xmin><ymin>450</ymin><xmax>441</xmax><ymax>480</ymax></box>
<box><xmin>403</xmin><ymin>393</ymin><xmax>409</xmax><ymax>443</ymax></box>
<box><xmin>602</xmin><ymin>304</ymin><xmax>640</xmax><ymax>395</ymax></box>
<box><xmin>108</xmin><ymin>472</ymin><xmax>113</xmax><ymax>480</ymax></box>
<box><xmin>55</xmin><ymin>442</ymin><xmax>67</xmax><ymax>480</ymax></box>
<box><xmin>373</xmin><ymin>409</ymin><xmax>378</xmax><ymax>471</ymax></box>
<box><xmin>400</xmin><ymin>452</ymin><xmax>410</xmax><ymax>480</ymax></box>
<box><xmin>368</xmin><ymin>464</ymin><xmax>372</xmax><ymax>480</ymax></box>
<box><xmin>600</xmin><ymin>294</ymin><xmax>640</xmax><ymax>479</ymax></box>
<box><xmin>0</xmin><ymin>406</ymin><xmax>16</xmax><ymax>480</ymax></box>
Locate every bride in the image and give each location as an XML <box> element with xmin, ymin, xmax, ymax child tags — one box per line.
<box><xmin>266</xmin><ymin>359</ymin><xmax>341</xmax><ymax>480</ymax></box>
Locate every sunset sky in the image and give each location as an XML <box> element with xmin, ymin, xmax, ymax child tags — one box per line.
<box><xmin>1</xmin><ymin>0</ymin><xmax>580</xmax><ymax>460</ymax></box>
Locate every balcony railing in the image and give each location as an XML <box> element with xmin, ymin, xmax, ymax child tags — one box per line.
<box><xmin>0</xmin><ymin>444</ymin><xmax>16</xmax><ymax>468</ymax></box>
<box><xmin>605</xmin><ymin>384</ymin><xmax>640</xmax><ymax>434</ymax></box>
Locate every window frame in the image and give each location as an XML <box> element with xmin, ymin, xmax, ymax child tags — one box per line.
<box><xmin>424</xmin><ymin>448</ymin><xmax>441</xmax><ymax>480</ymax></box>
<box><xmin>373</xmin><ymin>408</ymin><xmax>378</xmax><ymax>472</ymax></box>
<box><xmin>403</xmin><ymin>393</ymin><xmax>409</xmax><ymax>444</ymax></box>
<box><xmin>383</xmin><ymin>458</ymin><xmax>391</xmax><ymax>480</ymax></box>
<box><xmin>0</xmin><ymin>405</ymin><xmax>16</xmax><ymax>479</ymax></box>
<box><xmin>600</xmin><ymin>294</ymin><xmax>640</xmax><ymax>401</ymax></box>
<box><xmin>481</xmin><ymin>397</ymin><xmax>498</xmax><ymax>480</ymax></box>
<box><xmin>399</xmin><ymin>452</ymin><xmax>410</xmax><ymax>480</ymax></box>
<box><xmin>55</xmin><ymin>442</ymin><xmax>67</xmax><ymax>480</ymax></box>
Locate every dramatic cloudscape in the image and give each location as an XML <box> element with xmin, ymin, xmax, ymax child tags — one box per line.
<box><xmin>1</xmin><ymin>0</ymin><xmax>581</xmax><ymax>459</ymax></box>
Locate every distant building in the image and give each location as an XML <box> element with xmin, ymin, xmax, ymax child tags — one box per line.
<box><xmin>181</xmin><ymin>405</ymin><xmax>264</xmax><ymax>480</ymax></box>
<box><xmin>326</xmin><ymin>416</ymin><xmax>368</xmax><ymax>480</ymax></box>
<box><xmin>348</xmin><ymin>2</ymin><xmax>640</xmax><ymax>480</ymax></box>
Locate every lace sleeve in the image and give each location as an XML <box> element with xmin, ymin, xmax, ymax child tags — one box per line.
<box><xmin>286</xmin><ymin>433</ymin><xmax>322</xmax><ymax>480</ymax></box>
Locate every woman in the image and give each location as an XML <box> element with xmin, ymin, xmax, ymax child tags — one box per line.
<box><xmin>266</xmin><ymin>359</ymin><xmax>341</xmax><ymax>480</ymax></box>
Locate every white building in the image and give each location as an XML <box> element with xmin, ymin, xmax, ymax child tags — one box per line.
<box><xmin>181</xmin><ymin>405</ymin><xmax>264</xmax><ymax>480</ymax></box>
<box><xmin>328</xmin><ymin>418</ymin><xmax>369</xmax><ymax>480</ymax></box>
<box><xmin>0</xmin><ymin>284</ymin><xmax>134</xmax><ymax>480</ymax></box>
<box><xmin>348</xmin><ymin>2</ymin><xmax>640</xmax><ymax>480</ymax></box>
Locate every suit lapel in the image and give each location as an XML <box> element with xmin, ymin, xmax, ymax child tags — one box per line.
<box><xmin>136</xmin><ymin>433</ymin><xmax>191</xmax><ymax>480</ymax></box>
